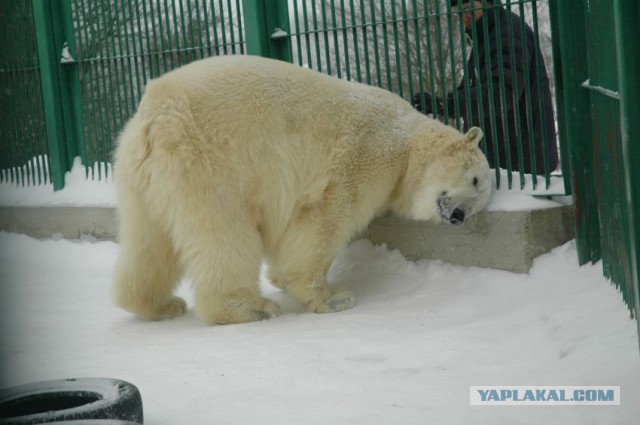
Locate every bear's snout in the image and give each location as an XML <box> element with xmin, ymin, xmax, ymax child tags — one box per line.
<box><xmin>449</xmin><ymin>208</ymin><xmax>465</xmax><ymax>225</ymax></box>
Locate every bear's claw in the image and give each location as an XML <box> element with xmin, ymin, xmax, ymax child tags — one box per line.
<box><xmin>312</xmin><ymin>287</ymin><xmax>356</xmax><ymax>313</ymax></box>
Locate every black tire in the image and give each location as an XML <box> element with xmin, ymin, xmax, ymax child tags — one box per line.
<box><xmin>51</xmin><ymin>422</ymin><xmax>140</xmax><ymax>424</ymax></box>
<box><xmin>45</xmin><ymin>419</ymin><xmax>140</xmax><ymax>425</ymax></box>
<box><xmin>0</xmin><ymin>378</ymin><xmax>143</xmax><ymax>425</ymax></box>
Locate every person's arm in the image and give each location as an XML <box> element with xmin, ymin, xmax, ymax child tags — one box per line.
<box><xmin>449</xmin><ymin>19</ymin><xmax>531</xmax><ymax>123</ymax></box>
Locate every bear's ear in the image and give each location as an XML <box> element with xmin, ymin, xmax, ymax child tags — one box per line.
<box><xmin>465</xmin><ymin>127</ymin><xmax>483</xmax><ymax>147</ymax></box>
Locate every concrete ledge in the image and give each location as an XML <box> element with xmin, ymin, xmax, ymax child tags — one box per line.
<box><xmin>363</xmin><ymin>205</ymin><xmax>574</xmax><ymax>273</ymax></box>
<box><xmin>0</xmin><ymin>205</ymin><xmax>574</xmax><ymax>273</ymax></box>
<box><xmin>0</xmin><ymin>206</ymin><xmax>118</xmax><ymax>241</ymax></box>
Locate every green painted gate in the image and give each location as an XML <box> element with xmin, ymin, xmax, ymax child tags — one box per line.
<box><xmin>552</xmin><ymin>0</ymin><xmax>640</xmax><ymax>343</ymax></box>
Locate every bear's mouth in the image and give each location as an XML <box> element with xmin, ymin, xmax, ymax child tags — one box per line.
<box><xmin>437</xmin><ymin>196</ymin><xmax>465</xmax><ymax>225</ymax></box>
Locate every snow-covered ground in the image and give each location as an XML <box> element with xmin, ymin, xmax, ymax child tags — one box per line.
<box><xmin>0</xmin><ymin>159</ymin><xmax>638</xmax><ymax>424</ymax></box>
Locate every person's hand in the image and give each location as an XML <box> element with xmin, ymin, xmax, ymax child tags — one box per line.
<box><xmin>412</xmin><ymin>92</ymin><xmax>434</xmax><ymax>114</ymax></box>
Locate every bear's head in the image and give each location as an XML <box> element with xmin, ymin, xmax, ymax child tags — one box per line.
<box><xmin>397</xmin><ymin>126</ymin><xmax>492</xmax><ymax>225</ymax></box>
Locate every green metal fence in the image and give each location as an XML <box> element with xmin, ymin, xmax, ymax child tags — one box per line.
<box><xmin>552</xmin><ymin>0</ymin><xmax>640</xmax><ymax>340</ymax></box>
<box><xmin>286</xmin><ymin>0</ymin><xmax>562</xmax><ymax>190</ymax></box>
<box><xmin>0</xmin><ymin>1</ymin><xmax>49</xmax><ymax>186</ymax></box>
<box><xmin>1</xmin><ymin>0</ymin><xmax>561</xmax><ymax>191</ymax></box>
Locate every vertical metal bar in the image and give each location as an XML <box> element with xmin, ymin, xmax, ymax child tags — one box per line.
<box><xmin>292</xmin><ymin>0</ymin><xmax>304</xmax><ymax>66</ymax></box>
<box><xmin>432</xmin><ymin>0</ymin><xmax>448</xmax><ymax>121</ymax></box>
<box><xmin>210</xmin><ymin>0</ymin><xmax>221</xmax><ymax>55</ymax></box>
<box><xmin>443</xmin><ymin>1</ymin><xmax>459</xmax><ymax>126</ymax></box>
<box><xmin>400</xmin><ymin>0</ymin><xmax>414</xmax><ymax>100</ymax></box>
<box><xmin>492</xmin><ymin>2</ymin><xmax>511</xmax><ymax>187</ymax></box>
<box><xmin>218</xmin><ymin>0</ymin><xmax>228</xmax><ymax>54</ymax></box>
<box><xmin>548</xmin><ymin>0</ymin><xmax>571</xmax><ymax>195</ymax></box>
<box><xmin>379</xmin><ymin>0</ymin><xmax>393</xmax><ymax>90</ymax></box>
<box><xmin>359</xmin><ymin>0</ymin><xmax>372</xmax><ymax>85</ymax></box>
<box><xmin>134</xmin><ymin>0</ymin><xmax>150</xmax><ymax>85</ymax></box>
<box><xmin>530</xmin><ymin>0</ymin><xmax>551</xmax><ymax>186</ymax></box>
<box><xmin>517</xmin><ymin>0</ymin><xmax>536</xmax><ymax>185</ymax></box>
<box><xmin>348</xmin><ymin>0</ymin><xmax>362</xmax><ymax>82</ymax></box>
<box><xmin>467</xmin><ymin>2</ymin><xmax>487</xmax><ymax>154</ymax></box>
<box><xmin>113</xmin><ymin>1</ymin><xmax>132</xmax><ymax>119</ymax></box>
<box><xmin>614</xmin><ymin>0</ymin><xmax>640</xmax><ymax>346</ymax></box>
<box><xmin>194</xmin><ymin>0</ymin><xmax>204</xmax><ymax>59</ymax></box>
<box><xmin>121</xmin><ymin>0</ymin><xmax>140</xmax><ymax>112</ymax></box>
<box><xmin>178</xmin><ymin>0</ymin><xmax>190</xmax><ymax>61</ymax></box>
<box><xmin>301</xmin><ymin>1</ymin><xmax>317</xmax><ymax>69</ymax></box>
<box><xmin>75</xmin><ymin>0</ymin><xmax>96</xmax><ymax>175</ymax></box>
<box><xmin>156</xmin><ymin>0</ymin><xmax>174</xmax><ymax>73</ymax></box>
<box><xmin>31</xmin><ymin>0</ymin><xmax>68</xmax><ymax>189</ymax></box>
<box><xmin>410</xmin><ymin>0</ymin><xmax>425</xmax><ymax>110</ymax></box>
<box><xmin>170</xmin><ymin>0</ymin><xmax>183</xmax><ymax>62</ymax></box>
<box><xmin>320</xmin><ymin>0</ymin><xmax>333</xmax><ymax>74</ymax></box>
<box><xmin>98</xmin><ymin>0</ymin><xmax>116</xmax><ymax>178</ymax></box>
<box><xmin>554</xmin><ymin>0</ymin><xmax>600</xmax><ymax>265</ymax></box>
<box><xmin>187</xmin><ymin>0</ymin><xmax>199</xmax><ymax>59</ymax></box>
<box><xmin>225</xmin><ymin>0</ymin><xmax>237</xmax><ymax>54</ymax></box>
<box><xmin>369</xmin><ymin>1</ymin><xmax>382</xmax><ymax>87</ymax></box>
<box><xmin>505</xmin><ymin>0</ymin><xmax>524</xmax><ymax>186</ymax></box>
<box><xmin>339</xmin><ymin>0</ymin><xmax>351</xmax><ymax>81</ymax></box>
<box><xmin>147</xmin><ymin>0</ymin><xmax>163</xmax><ymax>76</ymax></box>
<box><xmin>329</xmin><ymin>0</ymin><xmax>342</xmax><ymax>78</ymax></box>
<box><xmin>479</xmin><ymin>0</ymin><xmax>500</xmax><ymax>178</ymax></box>
<box><xmin>142</xmin><ymin>0</ymin><xmax>159</xmax><ymax>76</ymax></box>
<box><xmin>60</xmin><ymin>0</ymin><xmax>87</xmax><ymax>173</ymax></box>
<box><xmin>389</xmin><ymin>0</ymin><xmax>404</xmax><ymax>97</ymax></box>
<box><xmin>126</xmin><ymin>0</ymin><xmax>143</xmax><ymax>100</ymax></box>
<box><xmin>105</xmin><ymin>0</ymin><xmax>126</xmax><ymax>138</ymax></box>
<box><xmin>236</xmin><ymin>0</ymin><xmax>245</xmax><ymax>54</ymax></box>
<box><xmin>421</xmin><ymin>0</ymin><xmax>437</xmax><ymax>113</ymax></box>
<box><xmin>202</xmin><ymin>0</ymin><xmax>213</xmax><ymax>56</ymax></box>
<box><xmin>154</xmin><ymin>0</ymin><xmax>168</xmax><ymax>73</ymax></box>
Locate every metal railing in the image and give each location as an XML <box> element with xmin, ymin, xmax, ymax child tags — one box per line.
<box><xmin>1</xmin><ymin>0</ymin><xmax>562</xmax><ymax>192</ymax></box>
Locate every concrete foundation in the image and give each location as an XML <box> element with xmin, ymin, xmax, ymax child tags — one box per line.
<box><xmin>363</xmin><ymin>206</ymin><xmax>574</xmax><ymax>273</ymax></box>
<box><xmin>0</xmin><ymin>205</ymin><xmax>574</xmax><ymax>273</ymax></box>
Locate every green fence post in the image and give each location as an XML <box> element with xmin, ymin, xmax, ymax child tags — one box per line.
<box><xmin>552</xmin><ymin>0</ymin><xmax>600</xmax><ymax>266</ymax></box>
<box><xmin>31</xmin><ymin>0</ymin><xmax>85</xmax><ymax>190</ymax></box>
<box><xmin>32</xmin><ymin>0</ymin><xmax>67</xmax><ymax>190</ymax></box>
<box><xmin>58</xmin><ymin>0</ymin><xmax>87</xmax><ymax>170</ymax></box>
<box><xmin>242</xmin><ymin>0</ymin><xmax>293</xmax><ymax>62</ymax></box>
<box><xmin>614</xmin><ymin>0</ymin><xmax>640</xmax><ymax>348</ymax></box>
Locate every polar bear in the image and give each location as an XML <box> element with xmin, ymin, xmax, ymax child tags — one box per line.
<box><xmin>112</xmin><ymin>55</ymin><xmax>491</xmax><ymax>325</ymax></box>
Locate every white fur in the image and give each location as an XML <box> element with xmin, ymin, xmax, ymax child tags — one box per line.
<box><xmin>112</xmin><ymin>55</ymin><xmax>491</xmax><ymax>325</ymax></box>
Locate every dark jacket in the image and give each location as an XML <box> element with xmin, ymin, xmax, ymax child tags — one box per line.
<box><xmin>448</xmin><ymin>3</ymin><xmax>558</xmax><ymax>174</ymax></box>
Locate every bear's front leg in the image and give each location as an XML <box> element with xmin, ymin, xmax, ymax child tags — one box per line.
<box><xmin>267</xmin><ymin>190</ymin><xmax>357</xmax><ymax>314</ymax></box>
<box><xmin>291</xmin><ymin>279</ymin><xmax>356</xmax><ymax>314</ymax></box>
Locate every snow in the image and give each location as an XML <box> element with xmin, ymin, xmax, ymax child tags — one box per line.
<box><xmin>0</xmin><ymin>156</ymin><xmax>567</xmax><ymax>211</ymax></box>
<box><xmin>0</xmin><ymin>234</ymin><xmax>638</xmax><ymax>424</ymax></box>
<box><xmin>1</xmin><ymin>156</ymin><xmax>638</xmax><ymax>424</ymax></box>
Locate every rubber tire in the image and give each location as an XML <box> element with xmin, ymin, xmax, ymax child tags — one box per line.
<box><xmin>0</xmin><ymin>378</ymin><xmax>143</xmax><ymax>424</ymax></box>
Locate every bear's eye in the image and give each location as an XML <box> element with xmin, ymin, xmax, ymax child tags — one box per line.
<box><xmin>440</xmin><ymin>191</ymin><xmax>448</xmax><ymax>197</ymax></box>
<box><xmin>473</xmin><ymin>177</ymin><xmax>479</xmax><ymax>187</ymax></box>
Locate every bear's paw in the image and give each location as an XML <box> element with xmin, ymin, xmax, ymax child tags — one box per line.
<box><xmin>310</xmin><ymin>287</ymin><xmax>356</xmax><ymax>314</ymax></box>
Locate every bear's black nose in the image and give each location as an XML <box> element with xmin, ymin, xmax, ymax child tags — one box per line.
<box><xmin>450</xmin><ymin>208</ymin><xmax>465</xmax><ymax>225</ymax></box>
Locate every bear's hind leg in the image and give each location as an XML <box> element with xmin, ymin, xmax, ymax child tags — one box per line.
<box><xmin>173</xmin><ymin>210</ymin><xmax>281</xmax><ymax>325</ymax></box>
<box><xmin>112</xmin><ymin>202</ymin><xmax>186</xmax><ymax>321</ymax></box>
